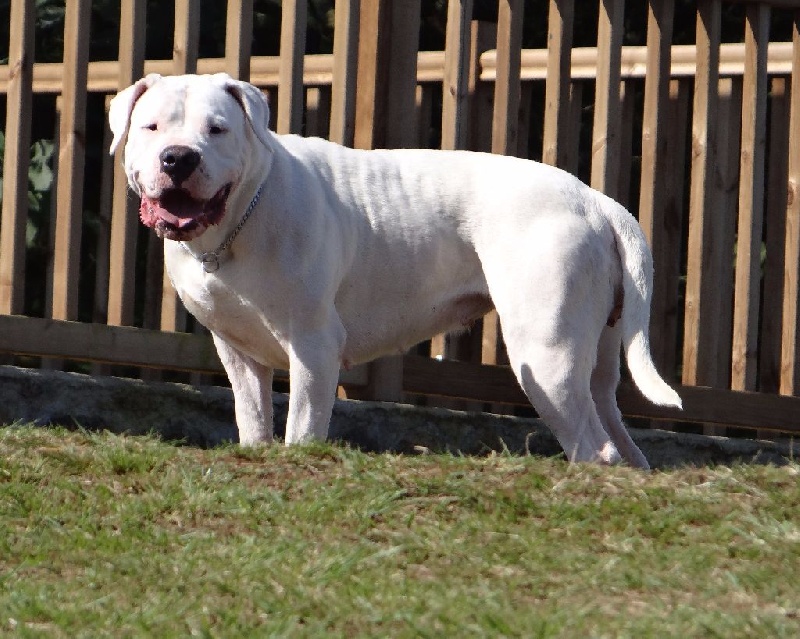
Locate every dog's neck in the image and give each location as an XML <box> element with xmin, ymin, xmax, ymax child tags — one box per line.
<box><xmin>174</xmin><ymin>138</ymin><xmax>274</xmax><ymax>271</ymax></box>
<box><xmin>178</xmin><ymin>180</ymin><xmax>264</xmax><ymax>273</ymax></box>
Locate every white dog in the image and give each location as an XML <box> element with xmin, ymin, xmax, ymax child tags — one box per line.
<box><xmin>109</xmin><ymin>73</ymin><xmax>681</xmax><ymax>468</ymax></box>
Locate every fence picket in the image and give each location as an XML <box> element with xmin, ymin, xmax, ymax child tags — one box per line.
<box><xmin>354</xmin><ymin>0</ymin><xmax>387</xmax><ymax>150</ymax></box>
<box><xmin>384</xmin><ymin>2</ymin><xmax>422</xmax><ymax>149</ymax></box>
<box><xmin>542</xmin><ymin>0</ymin><xmax>574</xmax><ymax>168</ymax></box>
<box><xmin>731</xmin><ymin>3</ymin><xmax>770</xmax><ymax>391</ymax></box>
<box><xmin>225</xmin><ymin>0</ymin><xmax>253</xmax><ymax>80</ymax></box>
<box><xmin>174</xmin><ymin>0</ymin><xmax>201</xmax><ymax>75</ymax></box>
<box><xmin>0</xmin><ymin>0</ymin><xmax>35</xmax><ymax>315</ymax></box>
<box><xmin>95</xmin><ymin>97</ymin><xmax>115</xmax><ymax>327</ymax></box>
<box><xmin>616</xmin><ymin>80</ymin><xmax>635</xmax><ymax>208</ymax></box>
<box><xmin>107</xmin><ymin>0</ymin><xmax>147</xmax><ymax>327</ymax></box>
<box><xmin>481</xmin><ymin>2</ymin><xmax>524</xmax><ymax>372</ymax></box>
<box><xmin>159</xmin><ymin>0</ymin><xmax>201</xmax><ymax>333</ymax></box>
<box><xmin>277</xmin><ymin>0</ymin><xmax>307</xmax><ymax>134</ymax></box>
<box><xmin>51</xmin><ymin>0</ymin><xmax>91</xmax><ymax>321</ymax></box>
<box><xmin>431</xmin><ymin>0</ymin><xmax>475</xmax><ymax>363</ymax></box>
<box><xmin>44</xmin><ymin>99</ymin><xmax>61</xmax><ymax>322</ymax></box>
<box><xmin>468</xmin><ymin>21</ymin><xmax>497</xmax><ymax>153</ymax></box>
<box><xmin>701</xmin><ymin>77</ymin><xmax>741</xmax><ymax>434</ymax></box>
<box><xmin>441</xmin><ymin>0</ymin><xmax>474</xmax><ymax>151</ymax></box>
<box><xmin>682</xmin><ymin>0</ymin><xmax>722</xmax><ymax>386</ymax></box>
<box><xmin>638</xmin><ymin>0</ymin><xmax>675</xmax><ymax>373</ymax></box>
<box><xmin>329</xmin><ymin>0</ymin><xmax>359</xmax><ymax>146</ymax></box>
<box><xmin>491</xmin><ymin>0</ymin><xmax>524</xmax><ymax>156</ymax></box>
<box><xmin>661</xmin><ymin>78</ymin><xmax>690</xmax><ymax>384</ymax></box>
<box><xmin>305</xmin><ymin>87</ymin><xmax>331</xmax><ymax>138</ymax></box>
<box><xmin>760</xmin><ymin>77</ymin><xmax>790</xmax><ymax>394</ymax></box>
<box><xmin>561</xmin><ymin>81</ymin><xmax>583</xmax><ymax>175</ymax></box>
<box><xmin>781</xmin><ymin>11</ymin><xmax>800</xmax><ymax>396</ymax></box>
<box><xmin>590</xmin><ymin>0</ymin><xmax>624</xmax><ymax>198</ymax></box>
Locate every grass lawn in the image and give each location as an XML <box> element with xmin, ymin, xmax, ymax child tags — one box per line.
<box><xmin>1</xmin><ymin>424</ymin><xmax>799</xmax><ymax>638</ymax></box>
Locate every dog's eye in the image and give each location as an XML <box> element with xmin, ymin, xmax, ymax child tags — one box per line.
<box><xmin>143</xmin><ymin>123</ymin><xmax>158</xmax><ymax>132</ymax></box>
<box><xmin>209</xmin><ymin>124</ymin><xmax>227</xmax><ymax>135</ymax></box>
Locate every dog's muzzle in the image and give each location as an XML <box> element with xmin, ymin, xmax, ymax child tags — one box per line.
<box><xmin>139</xmin><ymin>183</ymin><xmax>233</xmax><ymax>241</ymax></box>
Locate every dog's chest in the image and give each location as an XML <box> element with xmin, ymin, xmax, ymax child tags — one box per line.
<box><xmin>166</xmin><ymin>252</ymin><xmax>289</xmax><ymax>368</ymax></box>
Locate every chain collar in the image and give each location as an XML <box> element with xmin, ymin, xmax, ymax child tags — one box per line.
<box><xmin>180</xmin><ymin>182</ymin><xmax>264</xmax><ymax>273</ymax></box>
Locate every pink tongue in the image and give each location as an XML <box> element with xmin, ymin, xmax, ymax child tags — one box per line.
<box><xmin>139</xmin><ymin>194</ymin><xmax>204</xmax><ymax>229</ymax></box>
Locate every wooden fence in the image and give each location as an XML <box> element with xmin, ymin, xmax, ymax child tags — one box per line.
<box><xmin>2</xmin><ymin>0</ymin><xmax>800</xmax><ymax>438</ymax></box>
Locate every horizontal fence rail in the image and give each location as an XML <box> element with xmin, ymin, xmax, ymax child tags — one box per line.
<box><xmin>2</xmin><ymin>0</ymin><xmax>800</xmax><ymax>440</ymax></box>
<box><xmin>2</xmin><ymin>313</ymin><xmax>800</xmax><ymax>435</ymax></box>
<box><xmin>0</xmin><ymin>42</ymin><xmax>797</xmax><ymax>95</ymax></box>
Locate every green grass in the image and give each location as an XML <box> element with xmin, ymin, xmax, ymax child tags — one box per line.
<box><xmin>1</xmin><ymin>425</ymin><xmax>799</xmax><ymax>638</ymax></box>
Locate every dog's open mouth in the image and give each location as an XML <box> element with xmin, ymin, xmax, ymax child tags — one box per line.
<box><xmin>139</xmin><ymin>184</ymin><xmax>233</xmax><ymax>241</ymax></box>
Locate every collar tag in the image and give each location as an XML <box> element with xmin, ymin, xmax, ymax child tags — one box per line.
<box><xmin>200</xmin><ymin>252</ymin><xmax>220</xmax><ymax>273</ymax></box>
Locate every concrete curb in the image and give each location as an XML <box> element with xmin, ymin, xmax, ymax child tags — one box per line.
<box><xmin>0</xmin><ymin>365</ymin><xmax>795</xmax><ymax>468</ymax></box>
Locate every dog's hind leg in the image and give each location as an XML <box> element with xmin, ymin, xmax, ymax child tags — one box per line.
<box><xmin>591</xmin><ymin>324</ymin><xmax>650</xmax><ymax>469</ymax></box>
<box><xmin>500</xmin><ymin>318</ymin><xmax>623</xmax><ymax>465</ymax></box>
<box><xmin>480</xmin><ymin>216</ymin><xmax>624</xmax><ymax>464</ymax></box>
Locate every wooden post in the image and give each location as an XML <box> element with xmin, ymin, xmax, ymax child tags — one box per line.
<box><xmin>107</xmin><ymin>0</ymin><xmax>147</xmax><ymax>327</ymax></box>
<box><xmin>350</xmin><ymin>0</ymin><xmax>422</xmax><ymax>401</ymax></box>
<box><xmin>354</xmin><ymin>0</ymin><xmax>420</xmax><ymax>150</ymax></box>
<box><xmin>542</xmin><ymin>0</ymin><xmax>574</xmax><ymax>168</ymax></box>
<box><xmin>0</xmin><ymin>0</ymin><xmax>35</xmax><ymax>315</ymax></box>
<box><xmin>277</xmin><ymin>0</ymin><xmax>307</xmax><ymax>134</ymax></box>
<box><xmin>731</xmin><ymin>3</ymin><xmax>770</xmax><ymax>392</ymax></box>
<box><xmin>51</xmin><ymin>0</ymin><xmax>91</xmax><ymax>322</ymax></box>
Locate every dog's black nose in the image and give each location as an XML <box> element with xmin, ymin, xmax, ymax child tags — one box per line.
<box><xmin>159</xmin><ymin>145</ymin><xmax>201</xmax><ymax>185</ymax></box>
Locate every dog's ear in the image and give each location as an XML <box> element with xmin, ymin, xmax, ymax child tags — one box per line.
<box><xmin>213</xmin><ymin>74</ymin><xmax>273</xmax><ymax>151</ymax></box>
<box><xmin>108</xmin><ymin>74</ymin><xmax>162</xmax><ymax>155</ymax></box>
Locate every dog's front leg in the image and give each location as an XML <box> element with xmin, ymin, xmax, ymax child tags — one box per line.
<box><xmin>285</xmin><ymin>321</ymin><xmax>345</xmax><ymax>444</ymax></box>
<box><xmin>212</xmin><ymin>333</ymin><xmax>275</xmax><ymax>445</ymax></box>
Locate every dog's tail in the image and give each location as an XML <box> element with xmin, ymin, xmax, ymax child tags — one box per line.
<box><xmin>597</xmin><ymin>192</ymin><xmax>682</xmax><ymax>409</ymax></box>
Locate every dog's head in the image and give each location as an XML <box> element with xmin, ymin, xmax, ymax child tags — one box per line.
<box><xmin>108</xmin><ymin>73</ymin><xmax>272</xmax><ymax>241</ymax></box>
